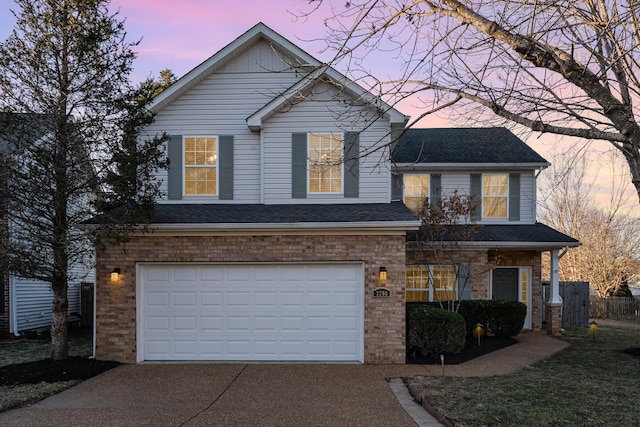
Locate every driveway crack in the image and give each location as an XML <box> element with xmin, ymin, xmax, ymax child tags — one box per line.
<box><xmin>178</xmin><ymin>364</ymin><xmax>248</xmax><ymax>426</ymax></box>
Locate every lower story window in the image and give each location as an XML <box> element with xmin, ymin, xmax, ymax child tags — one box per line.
<box><xmin>406</xmin><ymin>265</ymin><xmax>457</xmax><ymax>302</ymax></box>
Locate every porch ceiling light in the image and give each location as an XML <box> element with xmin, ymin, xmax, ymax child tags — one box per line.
<box><xmin>110</xmin><ymin>268</ymin><xmax>121</xmax><ymax>283</ymax></box>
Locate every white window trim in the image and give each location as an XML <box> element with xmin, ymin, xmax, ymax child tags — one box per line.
<box><xmin>307</xmin><ymin>132</ymin><xmax>344</xmax><ymax>195</ymax></box>
<box><xmin>182</xmin><ymin>135</ymin><xmax>219</xmax><ymax>198</ymax></box>
<box><xmin>482</xmin><ymin>173</ymin><xmax>509</xmax><ymax>220</ymax></box>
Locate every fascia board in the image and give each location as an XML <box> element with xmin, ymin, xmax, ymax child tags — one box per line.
<box><xmin>149</xmin><ymin>220</ymin><xmax>420</xmax><ymax>232</ymax></box>
<box><xmin>408</xmin><ymin>240</ymin><xmax>581</xmax><ymax>249</ymax></box>
<box><xmin>394</xmin><ymin>162</ymin><xmax>550</xmax><ymax>171</ymax></box>
<box><xmin>150</xmin><ymin>23</ymin><xmax>321</xmax><ymax>113</ymax></box>
<box><xmin>247</xmin><ymin>66</ymin><xmax>408</xmax><ymax>130</ymax></box>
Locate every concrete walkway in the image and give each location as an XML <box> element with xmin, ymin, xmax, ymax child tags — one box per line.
<box><xmin>0</xmin><ymin>331</ymin><xmax>569</xmax><ymax>427</ymax></box>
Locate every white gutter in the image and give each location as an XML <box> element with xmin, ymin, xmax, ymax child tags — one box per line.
<box><xmin>408</xmin><ymin>241</ymin><xmax>581</xmax><ymax>250</ymax></box>
<box><xmin>9</xmin><ymin>275</ymin><xmax>19</xmax><ymax>336</ymax></box>
<box><xmin>143</xmin><ymin>220</ymin><xmax>421</xmax><ymax>236</ymax></box>
<box><xmin>394</xmin><ymin>162</ymin><xmax>550</xmax><ymax>171</ymax></box>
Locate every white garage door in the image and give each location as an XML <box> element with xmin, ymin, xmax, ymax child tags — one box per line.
<box><xmin>138</xmin><ymin>264</ymin><xmax>364</xmax><ymax>362</ymax></box>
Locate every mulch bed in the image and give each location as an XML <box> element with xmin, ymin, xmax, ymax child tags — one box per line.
<box><xmin>407</xmin><ymin>335</ymin><xmax>518</xmax><ymax>365</ymax></box>
<box><xmin>623</xmin><ymin>347</ymin><xmax>640</xmax><ymax>358</ymax></box>
<box><xmin>0</xmin><ymin>357</ymin><xmax>119</xmax><ymax>387</ymax></box>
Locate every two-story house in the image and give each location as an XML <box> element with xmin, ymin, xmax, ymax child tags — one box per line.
<box><xmin>93</xmin><ymin>23</ymin><xmax>578</xmax><ymax>365</ymax></box>
<box><xmin>391</xmin><ymin>128</ymin><xmax>579</xmax><ymax>333</ymax></box>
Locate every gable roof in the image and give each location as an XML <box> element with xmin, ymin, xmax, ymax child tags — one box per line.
<box><xmin>150</xmin><ymin>22</ymin><xmax>408</xmax><ymax>128</ymax></box>
<box><xmin>392</xmin><ymin>128</ymin><xmax>549</xmax><ymax>168</ymax></box>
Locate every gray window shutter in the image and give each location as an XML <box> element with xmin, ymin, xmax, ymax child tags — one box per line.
<box><xmin>458</xmin><ymin>264</ymin><xmax>472</xmax><ymax>300</ymax></box>
<box><xmin>343</xmin><ymin>132</ymin><xmax>359</xmax><ymax>198</ymax></box>
<box><xmin>218</xmin><ymin>135</ymin><xmax>234</xmax><ymax>200</ymax></box>
<box><xmin>470</xmin><ymin>173</ymin><xmax>482</xmax><ymax>221</ymax></box>
<box><xmin>430</xmin><ymin>173</ymin><xmax>442</xmax><ymax>210</ymax></box>
<box><xmin>292</xmin><ymin>133</ymin><xmax>307</xmax><ymax>198</ymax></box>
<box><xmin>391</xmin><ymin>173</ymin><xmax>403</xmax><ymax>201</ymax></box>
<box><xmin>509</xmin><ymin>173</ymin><xmax>520</xmax><ymax>221</ymax></box>
<box><xmin>167</xmin><ymin>135</ymin><xmax>183</xmax><ymax>200</ymax></box>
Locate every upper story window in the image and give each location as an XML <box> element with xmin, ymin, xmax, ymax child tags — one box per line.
<box><xmin>308</xmin><ymin>133</ymin><xmax>343</xmax><ymax>193</ymax></box>
<box><xmin>482</xmin><ymin>174</ymin><xmax>508</xmax><ymax>219</ymax></box>
<box><xmin>403</xmin><ymin>174</ymin><xmax>429</xmax><ymax>213</ymax></box>
<box><xmin>184</xmin><ymin>136</ymin><xmax>217</xmax><ymax>196</ymax></box>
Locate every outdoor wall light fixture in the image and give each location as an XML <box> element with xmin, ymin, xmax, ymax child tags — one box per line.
<box><xmin>379</xmin><ymin>266</ymin><xmax>387</xmax><ymax>282</ymax></box>
<box><xmin>110</xmin><ymin>268</ymin><xmax>121</xmax><ymax>282</ymax></box>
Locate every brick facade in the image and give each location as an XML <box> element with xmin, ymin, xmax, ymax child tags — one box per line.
<box><xmin>407</xmin><ymin>247</ymin><xmax>544</xmax><ymax>331</ymax></box>
<box><xmin>95</xmin><ymin>233</ymin><xmax>407</xmax><ymax>364</ymax></box>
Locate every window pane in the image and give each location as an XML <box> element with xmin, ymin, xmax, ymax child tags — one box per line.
<box><xmin>432</xmin><ymin>266</ymin><xmax>456</xmax><ymax>301</ymax></box>
<box><xmin>483</xmin><ymin>197</ymin><xmax>507</xmax><ymax>218</ymax></box>
<box><xmin>184</xmin><ymin>137</ymin><xmax>217</xmax><ymax>196</ymax></box>
<box><xmin>483</xmin><ymin>174</ymin><xmax>507</xmax><ymax>195</ymax></box>
<box><xmin>403</xmin><ymin>175</ymin><xmax>429</xmax><ymax>213</ymax></box>
<box><xmin>308</xmin><ymin>133</ymin><xmax>342</xmax><ymax>193</ymax></box>
<box><xmin>406</xmin><ymin>265</ymin><xmax>430</xmax><ymax>302</ymax></box>
<box><xmin>483</xmin><ymin>174</ymin><xmax>508</xmax><ymax>218</ymax></box>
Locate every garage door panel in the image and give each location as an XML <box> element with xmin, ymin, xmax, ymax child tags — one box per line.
<box><xmin>335</xmin><ymin>291</ymin><xmax>359</xmax><ymax>306</ymax></box>
<box><xmin>173</xmin><ymin>292</ymin><xmax>197</xmax><ymax>306</ymax></box>
<box><xmin>146</xmin><ymin>292</ymin><xmax>170</xmax><ymax>307</ymax></box>
<box><xmin>141</xmin><ymin>264</ymin><xmax>363</xmax><ymax>361</ymax></box>
<box><xmin>200</xmin><ymin>292</ymin><xmax>223</xmax><ymax>306</ymax></box>
<box><xmin>173</xmin><ymin>316</ymin><xmax>197</xmax><ymax>331</ymax></box>
<box><xmin>201</xmin><ymin>316</ymin><xmax>223</xmax><ymax>331</ymax></box>
<box><xmin>227</xmin><ymin>291</ymin><xmax>251</xmax><ymax>306</ymax></box>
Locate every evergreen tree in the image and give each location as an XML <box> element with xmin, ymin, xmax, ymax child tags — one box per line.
<box><xmin>0</xmin><ymin>0</ymin><xmax>167</xmax><ymax>360</ymax></box>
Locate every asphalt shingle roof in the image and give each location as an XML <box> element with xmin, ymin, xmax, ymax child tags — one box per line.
<box><xmin>150</xmin><ymin>202</ymin><xmax>419</xmax><ymax>224</ymax></box>
<box><xmin>392</xmin><ymin>128</ymin><xmax>549</xmax><ymax>164</ymax></box>
<box><xmin>408</xmin><ymin>223</ymin><xmax>579</xmax><ymax>245</ymax></box>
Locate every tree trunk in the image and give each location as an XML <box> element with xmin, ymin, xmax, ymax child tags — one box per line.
<box><xmin>50</xmin><ymin>279</ymin><xmax>69</xmax><ymax>360</ymax></box>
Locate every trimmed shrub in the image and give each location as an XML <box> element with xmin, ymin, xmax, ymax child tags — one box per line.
<box><xmin>406</xmin><ymin>303</ymin><xmax>466</xmax><ymax>357</ymax></box>
<box><xmin>458</xmin><ymin>300</ymin><xmax>527</xmax><ymax>337</ymax></box>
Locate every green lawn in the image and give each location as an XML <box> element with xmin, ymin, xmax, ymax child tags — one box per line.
<box><xmin>407</xmin><ymin>322</ymin><xmax>640</xmax><ymax>427</ymax></box>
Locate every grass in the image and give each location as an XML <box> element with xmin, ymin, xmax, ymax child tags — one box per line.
<box><xmin>407</xmin><ymin>322</ymin><xmax>640</xmax><ymax>427</ymax></box>
<box><xmin>0</xmin><ymin>327</ymin><xmax>93</xmax><ymax>412</ymax></box>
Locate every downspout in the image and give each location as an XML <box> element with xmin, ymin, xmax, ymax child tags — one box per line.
<box><xmin>9</xmin><ymin>275</ymin><xmax>19</xmax><ymax>336</ymax></box>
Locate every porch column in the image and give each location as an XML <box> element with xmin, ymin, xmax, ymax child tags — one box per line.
<box><xmin>546</xmin><ymin>249</ymin><xmax>563</xmax><ymax>336</ymax></box>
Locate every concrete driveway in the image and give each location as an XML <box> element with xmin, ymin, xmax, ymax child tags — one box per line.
<box><xmin>0</xmin><ymin>364</ymin><xmax>425</xmax><ymax>426</ymax></box>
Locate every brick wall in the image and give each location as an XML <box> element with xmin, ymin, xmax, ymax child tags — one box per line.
<box><xmin>407</xmin><ymin>247</ymin><xmax>544</xmax><ymax>331</ymax></box>
<box><xmin>96</xmin><ymin>233</ymin><xmax>407</xmax><ymax>364</ymax></box>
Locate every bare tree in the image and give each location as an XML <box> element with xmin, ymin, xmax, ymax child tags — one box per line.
<box><xmin>304</xmin><ymin>0</ymin><xmax>640</xmax><ymax>202</ymax></box>
<box><xmin>539</xmin><ymin>152</ymin><xmax>640</xmax><ymax>297</ymax></box>
<box><xmin>408</xmin><ymin>191</ymin><xmax>497</xmax><ymax>311</ymax></box>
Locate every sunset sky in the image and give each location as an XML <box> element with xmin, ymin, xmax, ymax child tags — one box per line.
<box><xmin>0</xmin><ymin>0</ymin><xmax>636</xmax><ymax>212</ymax></box>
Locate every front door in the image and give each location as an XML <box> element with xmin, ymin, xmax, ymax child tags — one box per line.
<box><xmin>492</xmin><ymin>268</ymin><xmax>519</xmax><ymax>301</ymax></box>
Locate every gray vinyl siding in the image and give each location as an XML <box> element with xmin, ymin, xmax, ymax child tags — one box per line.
<box><xmin>148</xmin><ymin>42</ymin><xmax>392</xmax><ymax>205</ymax></box>
<box><xmin>261</xmin><ymin>81</ymin><xmax>391</xmax><ymax>204</ymax></box>
<box><xmin>11</xmin><ymin>277</ymin><xmax>83</xmax><ymax>333</ymax></box>
<box><xmin>149</xmin><ymin>70</ymin><xmax>302</xmax><ymax>204</ymax></box>
<box><xmin>398</xmin><ymin>171</ymin><xmax>536</xmax><ymax>224</ymax></box>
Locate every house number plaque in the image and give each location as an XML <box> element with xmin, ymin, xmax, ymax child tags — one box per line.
<box><xmin>373</xmin><ymin>287</ymin><xmax>391</xmax><ymax>297</ymax></box>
